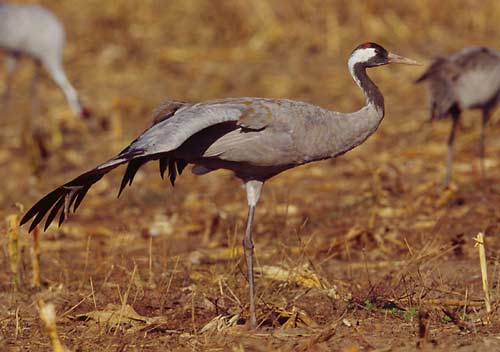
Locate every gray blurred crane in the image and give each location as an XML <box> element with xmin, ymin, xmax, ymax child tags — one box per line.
<box><xmin>0</xmin><ymin>3</ymin><xmax>87</xmax><ymax>117</ymax></box>
<box><xmin>416</xmin><ymin>47</ymin><xmax>500</xmax><ymax>186</ymax></box>
<box><xmin>21</xmin><ymin>43</ymin><xmax>418</xmax><ymax>328</ymax></box>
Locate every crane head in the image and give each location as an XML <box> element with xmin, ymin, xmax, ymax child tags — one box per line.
<box><xmin>350</xmin><ymin>42</ymin><xmax>420</xmax><ymax>68</ymax></box>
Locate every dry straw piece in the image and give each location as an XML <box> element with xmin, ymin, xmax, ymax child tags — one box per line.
<box><xmin>31</xmin><ymin>226</ymin><xmax>41</xmax><ymax>288</ymax></box>
<box><xmin>474</xmin><ymin>232</ymin><xmax>491</xmax><ymax>313</ymax></box>
<box><xmin>38</xmin><ymin>300</ymin><xmax>68</xmax><ymax>352</ymax></box>
<box><xmin>6</xmin><ymin>214</ymin><xmax>20</xmax><ymax>290</ymax></box>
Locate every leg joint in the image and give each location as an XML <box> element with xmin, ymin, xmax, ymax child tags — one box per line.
<box><xmin>242</xmin><ymin>237</ymin><xmax>254</xmax><ymax>253</ymax></box>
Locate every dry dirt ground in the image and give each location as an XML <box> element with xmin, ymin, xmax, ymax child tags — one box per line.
<box><xmin>2</xmin><ymin>1</ymin><xmax>500</xmax><ymax>351</ymax></box>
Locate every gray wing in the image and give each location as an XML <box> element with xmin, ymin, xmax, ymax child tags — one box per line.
<box><xmin>20</xmin><ymin>98</ymin><xmax>277</xmax><ymax>231</ymax></box>
<box><xmin>174</xmin><ymin>99</ymin><xmax>315</xmax><ymax>169</ymax></box>
<box><xmin>450</xmin><ymin>47</ymin><xmax>500</xmax><ymax>69</ymax></box>
<box><xmin>416</xmin><ymin>57</ymin><xmax>458</xmax><ymax>119</ymax></box>
<box><xmin>150</xmin><ymin>99</ymin><xmax>189</xmax><ymax>125</ymax></box>
<box><xmin>125</xmin><ymin>98</ymin><xmax>275</xmax><ymax>157</ymax></box>
<box><xmin>450</xmin><ymin>48</ymin><xmax>500</xmax><ymax>109</ymax></box>
<box><xmin>182</xmin><ymin>122</ymin><xmax>296</xmax><ymax>167</ymax></box>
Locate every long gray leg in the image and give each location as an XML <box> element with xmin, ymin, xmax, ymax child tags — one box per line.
<box><xmin>444</xmin><ymin>111</ymin><xmax>460</xmax><ymax>188</ymax></box>
<box><xmin>243</xmin><ymin>179</ymin><xmax>263</xmax><ymax>328</ymax></box>
<box><xmin>479</xmin><ymin>109</ymin><xmax>490</xmax><ymax>178</ymax></box>
<box><xmin>2</xmin><ymin>53</ymin><xmax>18</xmax><ymax>106</ymax></box>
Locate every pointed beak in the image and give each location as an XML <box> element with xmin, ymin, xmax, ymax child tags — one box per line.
<box><xmin>388</xmin><ymin>52</ymin><xmax>421</xmax><ymax>66</ymax></box>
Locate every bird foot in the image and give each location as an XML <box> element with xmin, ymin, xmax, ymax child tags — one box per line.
<box><xmin>245</xmin><ymin>319</ymin><xmax>259</xmax><ymax>330</ymax></box>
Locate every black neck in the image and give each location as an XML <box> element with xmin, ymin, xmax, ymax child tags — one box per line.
<box><xmin>353</xmin><ymin>63</ymin><xmax>384</xmax><ymax>114</ymax></box>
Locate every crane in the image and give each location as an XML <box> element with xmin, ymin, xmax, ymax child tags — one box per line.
<box><xmin>0</xmin><ymin>3</ymin><xmax>88</xmax><ymax>117</ymax></box>
<box><xmin>20</xmin><ymin>42</ymin><xmax>419</xmax><ymax>328</ymax></box>
<box><xmin>416</xmin><ymin>47</ymin><xmax>500</xmax><ymax>186</ymax></box>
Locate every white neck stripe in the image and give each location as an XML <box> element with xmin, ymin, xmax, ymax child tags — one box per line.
<box><xmin>348</xmin><ymin>48</ymin><xmax>377</xmax><ymax>81</ymax></box>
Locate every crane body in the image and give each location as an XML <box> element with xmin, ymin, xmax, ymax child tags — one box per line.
<box><xmin>21</xmin><ymin>43</ymin><xmax>419</xmax><ymax>328</ymax></box>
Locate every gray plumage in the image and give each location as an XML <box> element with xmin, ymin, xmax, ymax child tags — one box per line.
<box><xmin>21</xmin><ymin>42</ymin><xmax>418</xmax><ymax>328</ymax></box>
<box><xmin>0</xmin><ymin>3</ymin><xmax>87</xmax><ymax>117</ymax></box>
<box><xmin>416</xmin><ymin>47</ymin><xmax>500</xmax><ymax>186</ymax></box>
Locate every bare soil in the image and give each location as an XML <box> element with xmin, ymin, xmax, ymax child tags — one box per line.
<box><xmin>2</xmin><ymin>1</ymin><xmax>500</xmax><ymax>351</ymax></box>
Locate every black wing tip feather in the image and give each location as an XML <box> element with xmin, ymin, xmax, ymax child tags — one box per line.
<box><xmin>159</xmin><ymin>157</ymin><xmax>168</xmax><ymax>180</ymax></box>
<box><xmin>21</xmin><ymin>170</ymin><xmax>106</xmax><ymax>233</ymax></box>
<box><xmin>176</xmin><ymin>160</ymin><xmax>187</xmax><ymax>175</ymax></box>
<box><xmin>22</xmin><ymin>186</ymin><xmax>75</xmax><ymax>232</ymax></box>
<box><xmin>120</xmin><ymin>156</ymin><xmax>186</xmax><ymax>192</ymax></box>
<box><xmin>22</xmin><ymin>155</ymin><xmax>187</xmax><ymax>232</ymax></box>
<box><xmin>162</xmin><ymin>157</ymin><xmax>185</xmax><ymax>187</ymax></box>
<box><xmin>168</xmin><ymin>159</ymin><xmax>176</xmax><ymax>186</ymax></box>
<box><xmin>44</xmin><ymin>196</ymin><xmax>65</xmax><ymax>231</ymax></box>
<box><xmin>118</xmin><ymin>159</ymin><xmax>147</xmax><ymax>198</ymax></box>
<box><xmin>20</xmin><ymin>187</ymin><xmax>65</xmax><ymax>229</ymax></box>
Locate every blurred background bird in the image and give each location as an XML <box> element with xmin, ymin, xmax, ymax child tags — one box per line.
<box><xmin>0</xmin><ymin>3</ymin><xmax>88</xmax><ymax>118</ymax></box>
<box><xmin>416</xmin><ymin>47</ymin><xmax>500</xmax><ymax>187</ymax></box>
<box><xmin>0</xmin><ymin>3</ymin><xmax>90</xmax><ymax>173</ymax></box>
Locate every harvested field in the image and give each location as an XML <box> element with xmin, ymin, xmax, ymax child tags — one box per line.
<box><xmin>2</xmin><ymin>0</ymin><xmax>500</xmax><ymax>351</ymax></box>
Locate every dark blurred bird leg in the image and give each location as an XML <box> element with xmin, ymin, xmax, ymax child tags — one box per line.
<box><xmin>31</xmin><ymin>62</ymin><xmax>41</xmax><ymax>121</ymax></box>
<box><xmin>444</xmin><ymin>112</ymin><xmax>459</xmax><ymax>188</ymax></box>
<box><xmin>28</xmin><ymin>62</ymin><xmax>51</xmax><ymax>172</ymax></box>
<box><xmin>243</xmin><ymin>180</ymin><xmax>263</xmax><ymax>328</ymax></box>
<box><xmin>480</xmin><ymin>109</ymin><xmax>490</xmax><ymax>179</ymax></box>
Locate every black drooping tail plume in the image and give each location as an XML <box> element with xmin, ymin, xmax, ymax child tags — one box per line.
<box><xmin>20</xmin><ymin>155</ymin><xmax>131</xmax><ymax>232</ymax></box>
<box><xmin>20</xmin><ymin>151</ymin><xmax>189</xmax><ymax>232</ymax></box>
<box><xmin>20</xmin><ymin>142</ymin><xmax>145</xmax><ymax>232</ymax></box>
